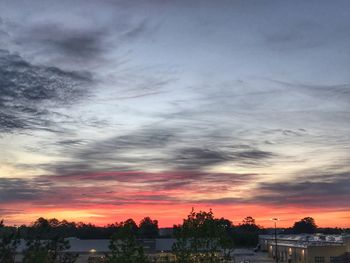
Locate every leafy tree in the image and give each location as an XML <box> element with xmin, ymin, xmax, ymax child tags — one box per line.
<box><xmin>139</xmin><ymin>217</ymin><xmax>159</xmax><ymax>239</ymax></box>
<box><xmin>106</xmin><ymin>220</ymin><xmax>149</xmax><ymax>263</ymax></box>
<box><xmin>123</xmin><ymin>219</ymin><xmax>139</xmax><ymax>236</ymax></box>
<box><xmin>292</xmin><ymin>217</ymin><xmax>317</xmax><ymax>234</ymax></box>
<box><xmin>172</xmin><ymin>209</ymin><xmax>234</xmax><ymax>263</ymax></box>
<box><xmin>0</xmin><ymin>220</ymin><xmax>19</xmax><ymax>263</ymax></box>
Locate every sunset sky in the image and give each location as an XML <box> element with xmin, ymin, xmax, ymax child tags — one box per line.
<box><xmin>0</xmin><ymin>0</ymin><xmax>349</xmax><ymax>228</ymax></box>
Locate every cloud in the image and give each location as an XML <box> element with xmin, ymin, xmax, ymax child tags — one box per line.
<box><xmin>35</xmin><ymin>125</ymin><xmax>276</xmax><ymax>174</ymax></box>
<box><xmin>2</xmin><ymin>169</ymin><xmax>348</xmax><ymax>213</ymax></box>
<box><xmin>23</xmin><ymin>23</ymin><xmax>106</xmax><ymax>61</ymax></box>
<box><xmin>0</xmin><ymin>49</ymin><xmax>92</xmax><ymax>132</ymax></box>
<box><xmin>0</xmin><ymin>3</ymin><xmax>151</xmax><ymax>69</ymax></box>
<box><xmin>172</xmin><ymin>147</ymin><xmax>274</xmax><ymax>169</ymax></box>
<box><xmin>0</xmin><ymin>178</ymin><xmax>49</xmax><ymax>202</ymax></box>
<box><xmin>0</xmin><ymin>171</ymin><xmax>255</xmax><ymax>207</ymax></box>
<box><xmin>197</xmin><ymin>171</ymin><xmax>350</xmax><ymax>209</ymax></box>
<box><xmin>268</xmin><ymin>79</ymin><xmax>350</xmax><ymax>105</ymax></box>
<box><xmin>254</xmin><ymin>172</ymin><xmax>350</xmax><ymax>207</ymax></box>
<box><xmin>48</xmin><ymin>170</ymin><xmax>256</xmax><ymax>190</ymax></box>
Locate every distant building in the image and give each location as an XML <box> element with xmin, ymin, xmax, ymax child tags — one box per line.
<box><xmin>259</xmin><ymin>234</ymin><xmax>350</xmax><ymax>263</ymax></box>
<box><xmin>14</xmin><ymin>238</ymin><xmax>176</xmax><ymax>263</ymax></box>
<box><xmin>159</xmin><ymin>227</ymin><xmax>174</xmax><ymax>237</ymax></box>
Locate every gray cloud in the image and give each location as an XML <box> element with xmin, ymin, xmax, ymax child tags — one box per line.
<box><xmin>3</xmin><ymin>169</ymin><xmax>348</xmax><ymax>211</ymax></box>
<box><xmin>173</xmin><ymin>147</ymin><xmax>273</xmax><ymax>169</ymax></box>
<box><xmin>0</xmin><ymin>171</ymin><xmax>255</xmax><ymax>207</ymax></box>
<box><xmin>254</xmin><ymin>172</ymin><xmax>350</xmax><ymax>207</ymax></box>
<box><xmin>36</xmin><ymin>125</ymin><xmax>276</xmax><ymax>175</ymax></box>
<box><xmin>24</xmin><ymin>24</ymin><xmax>106</xmax><ymax>61</ymax></box>
<box><xmin>0</xmin><ymin>3</ymin><xmax>151</xmax><ymax>68</ymax></box>
<box><xmin>197</xmin><ymin>172</ymin><xmax>350</xmax><ymax>209</ymax></box>
<box><xmin>269</xmin><ymin>79</ymin><xmax>350</xmax><ymax>105</ymax></box>
<box><xmin>0</xmin><ymin>178</ymin><xmax>49</xmax><ymax>202</ymax></box>
<box><xmin>0</xmin><ymin>49</ymin><xmax>92</xmax><ymax>132</ymax></box>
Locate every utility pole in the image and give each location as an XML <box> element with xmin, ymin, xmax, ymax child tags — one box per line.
<box><xmin>271</xmin><ymin>218</ymin><xmax>279</xmax><ymax>263</ymax></box>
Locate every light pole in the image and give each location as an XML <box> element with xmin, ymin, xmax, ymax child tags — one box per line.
<box><xmin>271</xmin><ymin>218</ymin><xmax>279</xmax><ymax>263</ymax></box>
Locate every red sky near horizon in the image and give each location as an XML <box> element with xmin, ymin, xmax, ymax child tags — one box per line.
<box><xmin>2</xmin><ymin>171</ymin><xmax>350</xmax><ymax>228</ymax></box>
<box><xmin>3</xmin><ymin>202</ymin><xmax>350</xmax><ymax>228</ymax></box>
<box><xmin>0</xmin><ymin>1</ymin><xmax>349</xmax><ymax>229</ymax></box>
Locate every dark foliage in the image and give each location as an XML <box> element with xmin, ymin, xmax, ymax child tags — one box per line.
<box><xmin>0</xmin><ymin>220</ymin><xmax>19</xmax><ymax>263</ymax></box>
<box><xmin>106</xmin><ymin>219</ymin><xmax>149</xmax><ymax>263</ymax></box>
<box><xmin>139</xmin><ymin>217</ymin><xmax>159</xmax><ymax>239</ymax></box>
<box><xmin>172</xmin><ymin>209</ymin><xmax>235</xmax><ymax>263</ymax></box>
<box><xmin>232</xmin><ymin>216</ymin><xmax>262</xmax><ymax>247</ymax></box>
<box><xmin>291</xmin><ymin>217</ymin><xmax>318</xmax><ymax>234</ymax></box>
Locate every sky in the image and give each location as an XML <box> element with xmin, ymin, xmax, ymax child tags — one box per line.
<box><xmin>0</xmin><ymin>0</ymin><xmax>349</xmax><ymax>228</ymax></box>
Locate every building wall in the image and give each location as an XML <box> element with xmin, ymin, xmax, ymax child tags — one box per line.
<box><xmin>268</xmin><ymin>244</ymin><xmax>308</xmax><ymax>263</ymax></box>
<box><xmin>307</xmin><ymin>246</ymin><xmax>347</xmax><ymax>263</ymax></box>
<box><xmin>266</xmin><ymin>244</ymin><xmax>348</xmax><ymax>263</ymax></box>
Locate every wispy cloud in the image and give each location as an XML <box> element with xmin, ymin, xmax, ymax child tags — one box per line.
<box><xmin>0</xmin><ymin>0</ymin><xmax>350</xmax><ymax>227</ymax></box>
<box><xmin>0</xmin><ymin>49</ymin><xmax>92</xmax><ymax>133</ymax></box>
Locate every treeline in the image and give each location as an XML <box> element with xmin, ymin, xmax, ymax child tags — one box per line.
<box><xmin>1</xmin><ymin>214</ymin><xmax>347</xmax><ymax>241</ymax></box>
<box><xmin>1</xmin><ymin>216</ymin><xmax>159</xmax><ymax>240</ymax></box>
<box><xmin>1</xmin><ymin>209</ymin><xmax>349</xmax><ymax>263</ymax></box>
<box><xmin>0</xmin><ymin>209</ymin><xmax>263</xmax><ymax>263</ymax></box>
<box><xmin>0</xmin><ymin>215</ymin><xmax>264</xmax><ymax>247</ymax></box>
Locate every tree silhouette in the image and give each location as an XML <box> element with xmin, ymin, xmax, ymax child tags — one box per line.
<box><xmin>239</xmin><ymin>216</ymin><xmax>260</xmax><ymax>232</ymax></box>
<box><xmin>106</xmin><ymin>219</ymin><xmax>149</xmax><ymax>263</ymax></box>
<box><xmin>139</xmin><ymin>217</ymin><xmax>159</xmax><ymax>239</ymax></box>
<box><xmin>172</xmin><ymin>208</ymin><xmax>234</xmax><ymax>263</ymax></box>
<box><xmin>292</xmin><ymin>217</ymin><xmax>317</xmax><ymax>234</ymax></box>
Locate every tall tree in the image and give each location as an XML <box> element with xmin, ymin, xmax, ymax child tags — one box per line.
<box><xmin>139</xmin><ymin>217</ymin><xmax>159</xmax><ymax>239</ymax></box>
<box><xmin>172</xmin><ymin>209</ymin><xmax>234</xmax><ymax>263</ymax></box>
<box><xmin>292</xmin><ymin>217</ymin><xmax>317</xmax><ymax>234</ymax></box>
<box><xmin>106</xmin><ymin>220</ymin><xmax>149</xmax><ymax>263</ymax></box>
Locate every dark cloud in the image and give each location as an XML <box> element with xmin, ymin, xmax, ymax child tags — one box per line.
<box><xmin>37</xmin><ymin>125</ymin><xmax>276</xmax><ymax>174</ymax></box>
<box><xmin>2</xmin><ymin>11</ymin><xmax>150</xmax><ymax>66</ymax></box>
<box><xmin>254</xmin><ymin>172</ymin><xmax>350</xmax><ymax>207</ymax></box>
<box><xmin>3</xmin><ymin>170</ymin><xmax>348</xmax><ymax>211</ymax></box>
<box><xmin>48</xmin><ymin>170</ymin><xmax>256</xmax><ymax>191</ymax></box>
<box><xmin>23</xmin><ymin>23</ymin><xmax>105</xmax><ymax>60</ymax></box>
<box><xmin>197</xmin><ymin>172</ymin><xmax>350</xmax><ymax>209</ymax></box>
<box><xmin>173</xmin><ymin>147</ymin><xmax>228</xmax><ymax>168</ymax></box>
<box><xmin>0</xmin><ymin>176</ymin><xmax>108</xmax><ymax>207</ymax></box>
<box><xmin>0</xmin><ymin>49</ymin><xmax>92</xmax><ymax>132</ymax></box>
<box><xmin>173</xmin><ymin>147</ymin><xmax>273</xmax><ymax>169</ymax></box>
<box><xmin>0</xmin><ymin>171</ymin><xmax>255</xmax><ymax>207</ymax></box>
<box><xmin>0</xmin><ymin>178</ymin><xmax>49</xmax><ymax>202</ymax></box>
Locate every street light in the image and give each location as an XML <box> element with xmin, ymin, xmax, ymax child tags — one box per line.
<box><xmin>271</xmin><ymin>218</ymin><xmax>279</xmax><ymax>263</ymax></box>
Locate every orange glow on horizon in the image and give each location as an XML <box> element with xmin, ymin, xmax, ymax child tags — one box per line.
<box><xmin>3</xmin><ymin>203</ymin><xmax>349</xmax><ymax>228</ymax></box>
